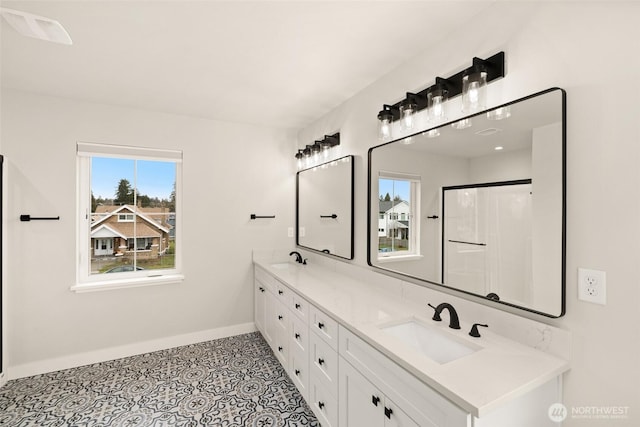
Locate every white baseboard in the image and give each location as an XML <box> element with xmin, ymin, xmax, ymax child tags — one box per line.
<box><xmin>8</xmin><ymin>322</ymin><xmax>257</xmax><ymax>380</ymax></box>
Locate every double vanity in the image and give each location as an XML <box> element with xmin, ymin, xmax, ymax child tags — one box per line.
<box><xmin>269</xmin><ymin>86</ymin><xmax>570</xmax><ymax>425</ymax></box>
<box><xmin>253</xmin><ymin>254</ymin><xmax>570</xmax><ymax>427</ymax></box>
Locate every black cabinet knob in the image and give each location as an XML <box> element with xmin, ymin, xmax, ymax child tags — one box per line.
<box><xmin>295</xmin><ymin>369</ymin><xmax>300</xmax><ymax>376</ymax></box>
<box><xmin>278</xmin><ymin>315</ymin><xmax>283</xmax><ymax>320</ymax></box>
<box><xmin>318</xmin><ymin>322</ymin><xmax>325</xmax><ymax>329</ymax></box>
<box><xmin>385</xmin><ymin>407</ymin><xmax>393</xmax><ymax>419</ymax></box>
<box><xmin>259</xmin><ymin>287</ymin><xmax>264</xmax><ymax>292</ymax></box>
<box><xmin>318</xmin><ymin>402</ymin><xmax>325</xmax><ymax>410</ymax></box>
<box><xmin>371</xmin><ymin>395</ymin><xmax>380</xmax><ymax>406</ymax></box>
<box><xmin>295</xmin><ymin>333</ymin><xmax>300</xmax><ymax>339</ymax></box>
<box><xmin>295</xmin><ymin>303</ymin><xmax>301</xmax><ymax>309</ymax></box>
<box><xmin>278</xmin><ymin>346</ymin><xmax>283</xmax><ymax>352</ymax></box>
<box><xmin>318</xmin><ymin>358</ymin><xmax>325</xmax><ymax>366</ymax></box>
<box><xmin>278</xmin><ymin>290</ymin><xmax>284</xmax><ymax>295</ymax></box>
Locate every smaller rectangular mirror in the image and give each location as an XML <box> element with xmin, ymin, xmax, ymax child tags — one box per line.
<box><xmin>297</xmin><ymin>155</ymin><xmax>354</xmax><ymax>259</ymax></box>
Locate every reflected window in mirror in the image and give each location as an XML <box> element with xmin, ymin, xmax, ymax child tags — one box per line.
<box><xmin>378</xmin><ymin>173</ymin><xmax>421</xmax><ymax>260</ymax></box>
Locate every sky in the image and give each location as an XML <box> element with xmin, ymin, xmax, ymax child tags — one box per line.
<box><xmin>379</xmin><ymin>178</ymin><xmax>410</xmax><ymax>201</ymax></box>
<box><xmin>91</xmin><ymin>157</ymin><xmax>176</xmax><ymax>200</ymax></box>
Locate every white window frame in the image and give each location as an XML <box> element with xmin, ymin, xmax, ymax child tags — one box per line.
<box><xmin>377</xmin><ymin>171</ymin><xmax>421</xmax><ymax>261</ymax></box>
<box><xmin>73</xmin><ymin>142</ymin><xmax>183</xmax><ymax>292</ymax></box>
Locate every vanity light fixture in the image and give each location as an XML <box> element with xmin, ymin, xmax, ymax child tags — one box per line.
<box><xmin>377</xmin><ymin>104</ymin><xmax>398</xmax><ymax>141</ymax></box>
<box><xmin>399</xmin><ymin>93</ymin><xmax>420</xmax><ymax>132</ymax></box>
<box><xmin>427</xmin><ymin>78</ymin><xmax>449</xmax><ymax>122</ymax></box>
<box><xmin>295</xmin><ymin>149</ymin><xmax>304</xmax><ymax>170</ymax></box>
<box><xmin>461</xmin><ymin>59</ymin><xmax>488</xmax><ymax>113</ymax></box>
<box><xmin>294</xmin><ymin>133</ymin><xmax>340</xmax><ymax>170</ymax></box>
<box><xmin>376</xmin><ymin>52</ymin><xmax>505</xmax><ymax>139</ymax></box>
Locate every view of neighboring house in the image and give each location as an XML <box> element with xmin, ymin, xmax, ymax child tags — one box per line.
<box><xmin>378</xmin><ymin>199</ymin><xmax>410</xmax><ymax>239</ymax></box>
<box><xmin>90</xmin><ymin>205</ymin><xmax>172</xmax><ymax>260</ymax></box>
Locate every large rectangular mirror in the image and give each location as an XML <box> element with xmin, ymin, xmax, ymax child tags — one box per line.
<box><xmin>368</xmin><ymin>88</ymin><xmax>565</xmax><ymax>317</ymax></box>
<box><xmin>298</xmin><ymin>155</ymin><xmax>354</xmax><ymax>260</ymax></box>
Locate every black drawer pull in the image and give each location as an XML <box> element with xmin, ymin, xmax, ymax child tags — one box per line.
<box><xmin>295</xmin><ymin>369</ymin><xmax>300</xmax><ymax>376</ymax></box>
<box><xmin>259</xmin><ymin>287</ymin><xmax>265</xmax><ymax>292</ymax></box>
<box><xmin>385</xmin><ymin>407</ymin><xmax>393</xmax><ymax>419</ymax></box>
<box><xmin>278</xmin><ymin>315</ymin><xmax>283</xmax><ymax>320</ymax></box>
<box><xmin>318</xmin><ymin>358</ymin><xmax>325</xmax><ymax>366</ymax></box>
<box><xmin>278</xmin><ymin>346</ymin><xmax>283</xmax><ymax>352</ymax></box>
<box><xmin>318</xmin><ymin>322</ymin><xmax>325</xmax><ymax>329</ymax></box>
<box><xmin>295</xmin><ymin>303</ymin><xmax>301</xmax><ymax>309</ymax></box>
<box><xmin>372</xmin><ymin>395</ymin><xmax>380</xmax><ymax>406</ymax></box>
<box><xmin>318</xmin><ymin>401</ymin><xmax>325</xmax><ymax>410</ymax></box>
<box><xmin>278</xmin><ymin>290</ymin><xmax>284</xmax><ymax>295</ymax></box>
<box><xmin>295</xmin><ymin>333</ymin><xmax>300</xmax><ymax>339</ymax></box>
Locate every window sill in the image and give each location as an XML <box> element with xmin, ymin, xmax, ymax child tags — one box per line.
<box><xmin>377</xmin><ymin>254</ymin><xmax>423</xmax><ymax>263</ymax></box>
<box><xmin>71</xmin><ymin>274</ymin><xmax>184</xmax><ymax>293</ymax></box>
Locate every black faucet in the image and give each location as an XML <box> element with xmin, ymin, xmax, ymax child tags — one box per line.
<box><xmin>289</xmin><ymin>251</ymin><xmax>303</xmax><ymax>264</ymax></box>
<box><xmin>428</xmin><ymin>303</ymin><xmax>461</xmax><ymax>329</ymax></box>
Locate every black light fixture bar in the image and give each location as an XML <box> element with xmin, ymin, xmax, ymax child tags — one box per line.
<box><xmin>379</xmin><ymin>52</ymin><xmax>505</xmax><ymax>122</ymax></box>
<box><xmin>294</xmin><ymin>132</ymin><xmax>340</xmax><ymax>162</ymax></box>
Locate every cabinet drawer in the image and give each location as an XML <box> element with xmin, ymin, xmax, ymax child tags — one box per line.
<box><xmin>310</xmin><ymin>304</ymin><xmax>338</xmax><ymax>350</ymax></box>
<box><xmin>254</xmin><ymin>266</ymin><xmax>276</xmax><ymax>294</ymax></box>
<box><xmin>290</xmin><ymin>292</ymin><xmax>309</xmax><ymax>322</ymax></box>
<box><xmin>339</xmin><ymin>326</ymin><xmax>469</xmax><ymax>427</ymax></box>
<box><xmin>290</xmin><ymin>314</ymin><xmax>309</xmax><ymax>354</ymax></box>
<box><xmin>275</xmin><ymin>282</ymin><xmax>292</xmax><ymax>306</ymax></box>
<box><xmin>272</xmin><ymin>328</ymin><xmax>288</xmax><ymax>368</ymax></box>
<box><xmin>273</xmin><ymin>300</ymin><xmax>288</xmax><ymax>333</ymax></box>
<box><xmin>289</xmin><ymin>345</ymin><xmax>309</xmax><ymax>401</ymax></box>
<box><xmin>309</xmin><ymin>374</ymin><xmax>338</xmax><ymax>427</ymax></box>
<box><xmin>309</xmin><ymin>331</ymin><xmax>338</xmax><ymax>397</ymax></box>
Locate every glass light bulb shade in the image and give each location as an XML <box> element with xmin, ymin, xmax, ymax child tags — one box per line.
<box><xmin>399</xmin><ymin>102</ymin><xmax>417</xmax><ymax>131</ymax></box>
<box><xmin>378</xmin><ymin>117</ymin><xmax>393</xmax><ymax>141</ymax></box>
<box><xmin>487</xmin><ymin>106</ymin><xmax>511</xmax><ymax>120</ymax></box>
<box><xmin>427</xmin><ymin>88</ymin><xmax>448</xmax><ymax>122</ymax></box>
<box><xmin>461</xmin><ymin>70</ymin><xmax>487</xmax><ymax>113</ymax></box>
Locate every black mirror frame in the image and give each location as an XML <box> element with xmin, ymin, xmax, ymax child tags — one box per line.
<box><xmin>367</xmin><ymin>88</ymin><xmax>566</xmax><ymax>318</ymax></box>
<box><xmin>297</xmin><ymin>154</ymin><xmax>355</xmax><ymax>260</ymax></box>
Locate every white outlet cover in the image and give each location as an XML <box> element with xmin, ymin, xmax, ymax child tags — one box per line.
<box><xmin>578</xmin><ymin>268</ymin><xmax>606</xmax><ymax>305</ymax></box>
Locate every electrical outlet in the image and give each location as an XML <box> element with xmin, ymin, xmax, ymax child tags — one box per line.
<box><xmin>578</xmin><ymin>268</ymin><xmax>606</xmax><ymax>305</ymax></box>
<box><xmin>287</xmin><ymin>227</ymin><xmax>294</xmax><ymax>238</ymax></box>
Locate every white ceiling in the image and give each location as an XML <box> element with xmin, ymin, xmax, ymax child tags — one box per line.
<box><xmin>0</xmin><ymin>1</ymin><xmax>496</xmax><ymax>129</ymax></box>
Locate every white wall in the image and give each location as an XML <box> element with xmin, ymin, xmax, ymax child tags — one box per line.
<box><xmin>0</xmin><ymin>89</ymin><xmax>296</xmax><ymax>374</ymax></box>
<box><xmin>298</xmin><ymin>2</ymin><xmax>640</xmax><ymax>426</ymax></box>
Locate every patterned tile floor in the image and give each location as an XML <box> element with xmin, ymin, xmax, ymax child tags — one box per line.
<box><xmin>0</xmin><ymin>332</ymin><xmax>319</xmax><ymax>426</ymax></box>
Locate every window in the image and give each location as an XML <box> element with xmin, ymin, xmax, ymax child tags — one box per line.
<box><xmin>378</xmin><ymin>172</ymin><xmax>420</xmax><ymax>258</ymax></box>
<box><xmin>74</xmin><ymin>142</ymin><xmax>183</xmax><ymax>291</ymax></box>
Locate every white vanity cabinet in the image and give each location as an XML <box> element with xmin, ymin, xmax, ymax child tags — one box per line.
<box><xmin>339</xmin><ymin>326</ymin><xmax>469</xmax><ymax>427</ymax></box>
<box><xmin>253</xmin><ymin>263</ymin><xmax>565</xmax><ymax>427</ymax></box>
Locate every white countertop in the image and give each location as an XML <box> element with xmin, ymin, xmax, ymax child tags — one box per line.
<box><xmin>254</xmin><ymin>259</ymin><xmax>570</xmax><ymax>418</ymax></box>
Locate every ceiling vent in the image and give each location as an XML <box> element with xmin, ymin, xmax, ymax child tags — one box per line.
<box><xmin>0</xmin><ymin>7</ymin><xmax>72</xmax><ymax>45</ymax></box>
<box><xmin>475</xmin><ymin>127</ymin><xmax>502</xmax><ymax>137</ymax></box>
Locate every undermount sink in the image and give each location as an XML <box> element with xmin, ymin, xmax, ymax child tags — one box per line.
<box><xmin>380</xmin><ymin>318</ymin><xmax>481</xmax><ymax>364</ymax></box>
